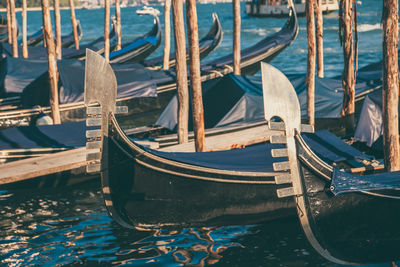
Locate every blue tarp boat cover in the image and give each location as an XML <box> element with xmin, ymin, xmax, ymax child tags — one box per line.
<box><xmin>0</xmin><ymin>121</ymin><xmax>88</xmax><ymax>149</ymax></box>
<box><xmin>150</xmin><ymin>143</ymin><xmax>287</xmax><ymax>173</ymax></box>
<box><xmin>156</xmin><ymin>73</ymin><xmax>375</xmax><ymax>131</ymax></box>
<box><xmin>21</xmin><ymin>59</ymin><xmax>165</xmax><ymax>107</ymax></box>
<box><xmin>331</xmin><ymin>168</ymin><xmax>400</xmax><ymax>195</ymax></box>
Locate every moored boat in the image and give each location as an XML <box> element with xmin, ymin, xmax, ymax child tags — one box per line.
<box><xmin>262</xmin><ymin>62</ymin><xmax>400</xmax><ymax>265</ymax></box>
<box><xmin>83</xmin><ymin>50</ymin><xmax>381</xmax><ymax>229</ymax></box>
<box><xmin>245</xmin><ymin>0</ymin><xmax>338</xmax><ymax>17</ymax></box>
<box><xmin>0</xmin><ymin>7</ymin><xmax>298</xmax><ymax>129</ymax></box>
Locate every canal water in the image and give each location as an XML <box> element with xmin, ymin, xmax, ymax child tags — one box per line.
<box><xmin>1</xmin><ymin>0</ymin><xmax>398</xmax><ymax>265</ymax></box>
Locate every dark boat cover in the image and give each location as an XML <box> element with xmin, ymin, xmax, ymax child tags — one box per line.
<box><xmin>147</xmin><ymin>130</ymin><xmax>373</xmax><ymax>172</ymax></box>
<box><xmin>156</xmin><ymin>73</ymin><xmax>375</xmax><ymax>131</ymax></box>
<box><xmin>109</xmin><ymin>35</ymin><xmax>158</xmax><ymax>60</ymax></box>
<box><xmin>302</xmin><ymin>129</ymin><xmax>374</xmax><ymax>163</ymax></box>
<box><xmin>150</xmin><ymin>143</ymin><xmax>287</xmax><ymax>173</ymax></box>
<box><xmin>331</xmin><ymin>168</ymin><xmax>400</xmax><ymax>195</ymax></box>
<box><xmin>0</xmin><ymin>55</ymin><xmax>48</xmax><ymax>95</ymax></box>
<box><xmin>21</xmin><ymin>59</ymin><xmax>162</xmax><ymax>107</ymax></box>
<box><xmin>0</xmin><ymin>121</ymin><xmax>88</xmax><ymax>149</ymax></box>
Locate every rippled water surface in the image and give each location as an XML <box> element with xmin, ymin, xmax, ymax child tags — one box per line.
<box><xmin>1</xmin><ymin>0</ymin><xmax>399</xmax><ymax>266</ymax></box>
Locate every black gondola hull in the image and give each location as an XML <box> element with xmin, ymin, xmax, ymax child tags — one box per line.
<box><xmin>101</xmin><ymin>116</ymin><xmax>295</xmax><ymax>228</ymax></box>
<box><xmin>295</xmin><ymin>135</ymin><xmax>400</xmax><ymax>264</ymax></box>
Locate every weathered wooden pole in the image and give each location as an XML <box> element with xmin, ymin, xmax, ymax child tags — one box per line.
<box><xmin>339</xmin><ymin>0</ymin><xmax>357</xmax><ymax>133</ymax></box>
<box><xmin>172</xmin><ymin>0</ymin><xmax>189</xmax><ymax>143</ymax></box>
<box><xmin>22</xmin><ymin>0</ymin><xmax>28</xmax><ymax>58</ymax></box>
<box><xmin>104</xmin><ymin>0</ymin><xmax>110</xmax><ymax>62</ymax></box>
<box><xmin>233</xmin><ymin>0</ymin><xmax>241</xmax><ymax>74</ymax></box>
<box><xmin>306</xmin><ymin>0</ymin><xmax>315</xmax><ymax>126</ymax></box>
<box><xmin>382</xmin><ymin>0</ymin><xmax>400</xmax><ymax>171</ymax></box>
<box><xmin>41</xmin><ymin>0</ymin><xmax>61</xmax><ymax>124</ymax></box>
<box><xmin>186</xmin><ymin>0</ymin><xmax>205</xmax><ymax>152</ymax></box>
<box><xmin>163</xmin><ymin>0</ymin><xmax>171</xmax><ymax>70</ymax></box>
<box><xmin>54</xmin><ymin>0</ymin><xmax>62</xmax><ymax>59</ymax></box>
<box><xmin>315</xmin><ymin>0</ymin><xmax>324</xmax><ymax>78</ymax></box>
<box><xmin>9</xmin><ymin>0</ymin><xmax>17</xmax><ymax>57</ymax></box>
<box><xmin>115</xmin><ymin>0</ymin><xmax>122</xmax><ymax>50</ymax></box>
<box><xmin>6</xmin><ymin>0</ymin><xmax>11</xmax><ymax>44</ymax></box>
<box><xmin>69</xmin><ymin>0</ymin><xmax>79</xmax><ymax>50</ymax></box>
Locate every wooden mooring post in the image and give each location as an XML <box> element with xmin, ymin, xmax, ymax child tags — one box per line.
<box><xmin>233</xmin><ymin>0</ymin><xmax>241</xmax><ymax>74</ymax></box>
<box><xmin>54</xmin><ymin>0</ymin><xmax>62</xmax><ymax>59</ymax></box>
<box><xmin>22</xmin><ymin>0</ymin><xmax>28</xmax><ymax>58</ymax></box>
<box><xmin>104</xmin><ymin>0</ymin><xmax>110</xmax><ymax>62</ymax></box>
<box><xmin>315</xmin><ymin>0</ymin><xmax>323</xmax><ymax>78</ymax></box>
<box><xmin>69</xmin><ymin>0</ymin><xmax>79</xmax><ymax>50</ymax></box>
<box><xmin>115</xmin><ymin>0</ymin><xmax>122</xmax><ymax>50</ymax></box>
<box><xmin>163</xmin><ymin>0</ymin><xmax>171</xmax><ymax>70</ymax></box>
<box><xmin>186</xmin><ymin>0</ymin><xmax>205</xmax><ymax>152</ymax></box>
<box><xmin>306</xmin><ymin>0</ymin><xmax>315</xmax><ymax>126</ymax></box>
<box><xmin>9</xmin><ymin>0</ymin><xmax>18</xmax><ymax>58</ymax></box>
<box><xmin>339</xmin><ymin>0</ymin><xmax>357</xmax><ymax>134</ymax></box>
<box><xmin>6</xmin><ymin>0</ymin><xmax>11</xmax><ymax>44</ymax></box>
<box><xmin>382</xmin><ymin>0</ymin><xmax>400</xmax><ymax>171</ymax></box>
<box><xmin>41</xmin><ymin>0</ymin><xmax>61</xmax><ymax>124</ymax></box>
<box><xmin>172</xmin><ymin>0</ymin><xmax>189</xmax><ymax>144</ymax></box>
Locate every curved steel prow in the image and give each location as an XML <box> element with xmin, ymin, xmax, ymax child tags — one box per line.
<box><xmin>261</xmin><ymin>61</ymin><xmax>302</xmax><ymax>197</ymax></box>
<box><xmin>84</xmin><ymin>49</ymin><xmax>117</xmax><ymax>112</ymax></box>
<box><xmin>261</xmin><ymin>62</ymin><xmax>347</xmax><ymax>265</ymax></box>
<box><xmin>84</xmin><ymin>49</ymin><xmax>127</xmax><ymax>173</ymax></box>
<box><xmin>261</xmin><ymin>62</ymin><xmax>301</xmax><ymax>136</ymax></box>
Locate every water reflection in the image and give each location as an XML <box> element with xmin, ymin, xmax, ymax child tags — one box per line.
<box><xmin>112</xmin><ymin>226</ymin><xmax>248</xmax><ymax>266</ymax></box>
<box><xmin>0</xmin><ymin>183</ymin><xmax>399</xmax><ymax>266</ymax></box>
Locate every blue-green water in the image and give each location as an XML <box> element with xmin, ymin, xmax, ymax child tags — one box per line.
<box><xmin>1</xmin><ymin>1</ymin><xmax>398</xmax><ymax>266</ymax></box>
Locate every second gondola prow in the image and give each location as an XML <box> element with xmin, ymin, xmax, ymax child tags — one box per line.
<box><xmin>261</xmin><ymin>61</ymin><xmax>400</xmax><ymax>265</ymax></box>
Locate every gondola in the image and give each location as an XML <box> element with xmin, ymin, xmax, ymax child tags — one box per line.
<box><xmin>143</xmin><ymin>12</ymin><xmax>223</xmax><ymax>69</ymax></box>
<box><xmin>1</xmin><ymin>19</ymin><xmax>117</xmax><ymax>60</ymax></box>
<box><xmin>60</xmin><ymin>20</ymin><xmax>83</xmax><ymax>48</ymax></box>
<box><xmin>108</xmin><ymin>15</ymin><xmax>162</xmax><ymax>63</ymax></box>
<box><xmin>26</xmin><ymin>28</ymin><xmax>44</xmax><ymax>46</ymax></box>
<box><xmin>0</xmin><ymin>18</ymin><xmax>19</xmax><ymax>43</ymax></box>
<box><xmin>22</xmin><ymin>20</ymin><xmax>83</xmax><ymax>48</ymax></box>
<box><xmin>84</xmin><ymin>50</ymin><xmax>382</xmax><ymax>229</ymax></box>
<box><xmin>0</xmin><ymin>7</ymin><xmax>298</xmax><ymax>129</ymax></box>
<box><xmin>262</xmin><ymin>63</ymin><xmax>400</xmax><ymax>265</ymax></box>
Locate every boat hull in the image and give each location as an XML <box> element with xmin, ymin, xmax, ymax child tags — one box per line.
<box><xmin>295</xmin><ymin>134</ymin><xmax>400</xmax><ymax>264</ymax></box>
<box><xmin>102</xmin><ymin>115</ymin><xmax>296</xmax><ymax>228</ymax></box>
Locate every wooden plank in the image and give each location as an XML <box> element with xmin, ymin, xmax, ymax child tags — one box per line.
<box><xmin>159</xmin><ymin>125</ymin><xmax>281</xmax><ymax>152</ymax></box>
<box><xmin>0</xmin><ymin>147</ymin><xmax>98</xmax><ymax>185</ymax></box>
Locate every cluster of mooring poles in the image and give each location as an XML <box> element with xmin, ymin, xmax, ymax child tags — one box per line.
<box><xmin>163</xmin><ymin>0</ymin><xmax>241</xmax><ymax>152</ymax></box>
<box><xmin>5</xmin><ymin>0</ymin><xmax>124</xmax><ymax>125</ymax></box>
<box><xmin>305</xmin><ymin>0</ymin><xmax>399</xmax><ymax>169</ymax></box>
